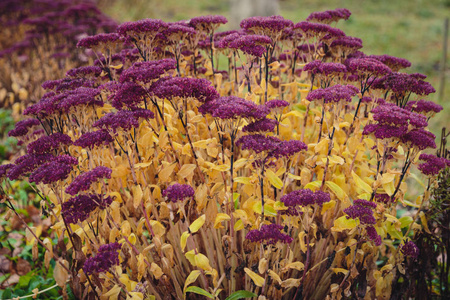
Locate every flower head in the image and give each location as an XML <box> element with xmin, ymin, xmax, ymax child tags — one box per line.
<box><xmin>344</xmin><ymin>199</ymin><xmax>377</xmax><ymax>225</ymax></box>
<box><xmin>93</xmin><ymin>108</ymin><xmax>154</xmax><ymax>132</ymax></box>
<box><xmin>400</xmin><ymin>241</ymin><xmax>419</xmax><ymax>259</ymax></box>
<box><xmin>8</xmin><ymin>118</ymin><xmax>40</xmax><ymax>137</ymax></box>
<box><xmin>27</xmin><ymin>133</ymin><xmax>72</xmax><ymax>154</ymax></box>
<box><xmin>29</xmin><ymin>155</ymin><xmax>78</xmax><ymax>184</ymax></box>
<box><xmin>119</xmin><ymin>59</ymin><xmax>176</xmax><ymax>84</ymax></box>
<box><xmin>280</xmin><ymin>189</ymin><xmax>330</xmax><ymax>207</ymax></box>
<box><xmin>401</xmin><ymin>128</ymin><xmax>436</xmax><ymax>150</ymax></box>
<box><xmin>306</xmin><ymin>84</ymin><xmax>358</xmax><ymax>103</ymax></box>
<box><xmin>405</xmin><ymin>99</ymin><xmax>443</xmax><ymax>116</ymax></box>
<box><xmin>117</xmin><ymin>19</ymin><xmax>167</xmax><ymax>36</ymax></box>
<box><xmin>188</xmin><ymin>15</ymin><xmax>227</xmax><ymax>33</ymax></box>
<box><xmin>83</xmin><ymin>242</ymin><xmax>121</xmax><ymax>275</ymax></box>
<box><xmin>306</xmin><ymin>8</ymin><xmax>352</xmax><ymax>24</ymax></box>
<box><xmin>418</xmin><ymin>154</ymin><xmax>450</xmax><ymax>176</ymax></box>
<box><xmin>366</xmin><ymin>226</ymin><xmax>382</xmax><ymax>246</ymax></box>
<box><xmin>62</xmin><ymin>193</ymin><xmax>113</xmax><ymax>224</ymax></box>
<box><xmin>66</xmin><ymin>66</ymin><xmax>103</xmax><ymax>78</ymax></box>
<box><xmin>368</xmin><ymin>54</ymin><xmax>411</xmax><ymax>72</ymax></box>
<box><xmin>152</xmin><ymin>77</ymin><xmax>219</xmax><ymax>103</ymax></box>
<box><xmin>7</xmin><ymin>153</ymin><xmax>54</xmax><ymax>181</ymax></box>
<box><xmin>243</xmin><ymin>118</ymin><xmax>278</xmax><ymax>133</ymax></box>
<box><xmin>74</xmin><ymin>129</ymin><xmax>114</xmax><ymax>149</ymax></box>
<box><xmin>200</xmin><ymin>96</ymin><xmax>268</xmax><ymax>119</ymax></box>
<box><xmin>163</xmin><ymin>183</ymin><xmax>195</xmax><ymax>202</ymax></box>
<box><xmin>240</xmin><ymin>16</ymin><xmax>293</xmax><ymax>39</ymax></box>
<box><xmin>65</xmin><ymin>166</ymin><xmax>112</xmax><ymax>195</ymax></box>
<box><xmin>76</xmin><ymin>33</ymin><xmax>121</xmax><ymax>49</ymax></box>
<box><xmin>245</xmin><ymin>224</ymin><xmax>293</xmax><ymax>244</ymax></box>
<box><xmin>228</xmin><ymin>34</ymin><xmax>272</xmax><ymax>57</ymax></box>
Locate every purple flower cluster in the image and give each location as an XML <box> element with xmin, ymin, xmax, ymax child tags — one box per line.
<box><xmin>245</xmin><ymin>224</ymin><xmax>293</xmax><ymax>244</ymax></box>
<box><xmin>329</xmin><ymin>36</ymin><xmax>363</xmax><ymax>53</ymax></box>
<box><xmin>199</xmin><ymin>96</ymin><xmax>268</xmax><ymax>120</ymax></box>
<box><xmin>365</xmin><ymin>225</ymin><xmax>382</xmax><ymax>246</ymax></box>
<box><xmin>306</xmin><ymin>84</ymin><xmax>358</xmax><ymax>103</ymax></box>
<box><xmin>29</xmin><ymin>155</ymin><xmax>77</xmax><ymax>184</ymax></box>
<box><xmin>117</xmin><ymin>19</ymin><xmax>167</xmax><ymax>36</ymax></box>
<box><xmin>163</xmin><ymin>23</ymin><xmax>196</xmax><ymax>40</ymax></box>
<box><xmin>294</xmin><ymin>22</ymin><xmax>345</xmax><ymax>39</ymax></box>
<box><xmin>418</xmin><ymin>154</ymin><xmax>450</xmax><ymax>176</ymax></box>
<box><xmin>240</xmin><ymin>16</ymin><xmax>293</xmax><ymax>35</ymax></box>
<box><xmin>0</xmin><ymin>164</ymin><xmax>13</xmax><ymax>180</ymax></box>
<box><xmin>236</xmin><ymin>134</ymin><xmax>307</xmax><ymax>159</ymax></box>
<box><xmin>83</xmin><ymin>242</ymin><xmax>121</xmax><ymax>275</ymax></box>
<box><xmin>243</xmin><ymin>118</ymin><xmax>278</xmax><ymax>133</ymax></box>
<box><xmin>188</xmin><ymin>15</ymin><xmax>228</xmax><ymax>32</ymax></box>
<box><xmin>265</xmin><ymin>99</ymin><xmax>289</xmax><ymax>112</ymax></box>
<box><xmin>66</xmin><ymin>66</ymin><xmax>102</xmax><ymax>78</ymax></box>
<box><xmin>74</xmin><ymin>129</ymin><xmax>114</xmax><ymax>149</ymax></box>
<box><xmin>76</xmin><ymin>33</ymin><xmax>121</xmax><ymax>49</ymax></box>
<box><xmin>368</xmin><ymin>55</ymin><xmax>411</xmax><ymax>72</ymax></box>
<box><xmin>27</xmin><ymin>133</ymin><xmax>72</xmax><ymax>154</ymax></box>
<box><xmin>216</xmin><ymin>32</ymin><xmax>243</xmax><ymax>50</ymax></box>
<box><xmin>343</xmin><ymin>199</ymin><xmax>377</xmax><ymax>225</ymax></box>
<box><xmin>281</xmin><ymin>189</ymin><xmax>331</xmax><ymax>209</ymax></box>
<box><xmin>400</xmin><ymin>241</ymin><xmax>419</xmax><ymax>259</ymax></box>
<box><xmin>7</xmin><ymin>153</ymin><xmax>54</xmax><ymax>180</ymax></box>
<box><xmin>65</xmin><ymin>166</ymin><xmax>112</xmax><ymax>196</ymax></box>
<box><xmin>152</xmin><ymin>77</ymin><xmax>219</xmax><ymax>103</ymax></box>
<box><xmin>93</xmin><ymin>108</ymin><xmax>154</xmax><ymax>132</ymax></box>
<box><xmin>303</xmin><ymin>60</ymin><xmax>347</xmax><ymax>76</ymax></box>
<box><xmin>62</xmin><ymin>193</ymin><xmax>113</xmax><ymax>224</ymax></box>
<box><xmin>41</xmin><ymin>77</ymin><xmax>96</xmax><ymax>92</ymax></box>
<box><xmin>8</xmin><ymin>118</ymin><xmax>40</xmax><ymax>137</ymax></box>
<box><xmin>228</xmin><ymin>35</ymin><xmax>272</xmax><ymax>57</ymax></box>
<box><xmin>306</xmin><ymin>8</ymin><xmax>352</xmax><ymax>24</ymax></box>
<box><xmin>162</xmin><ymin>183</ymin><xmax>195</xmax><ymax>202</ymax></box>
<box><xmin>346</xmin><ymin>57</ymin><xmax>392</xmax><ymax>78</ymax></box>
<box><xmin>57</xmin><ymin>87</ymin><xmax>102</xmax><ymax>113</ymax></box>
<box><xmin>401</xmin><ymin>128</ymin><xmax>436</xmax><ymax>150</ymax></box>
<box><xmin>119</xmin><ymin>59</ymin><xmax>176</xmax><ymax>84</ymax></box>
<box><xmin>376</xmin><ymin>72</ymin><xmax>436</xmax><ymax>99</ymax></box>
<box><xmin>405</xmin><ymin>99</ymin><xmax>443</xmax><ymax>115</ymax></box>
<box><xmin>110</xmin><ymin>82</ymin><xmax>147</xmax><ymax>109</ymax></box>
<box><xmin>363</xmin><ymin>104</ymin><xmax>430</xmax><ymax>141</ymax></box>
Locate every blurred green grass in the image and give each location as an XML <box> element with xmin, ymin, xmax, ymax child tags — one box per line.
<box><xmin>100</xmin><ymin>0</ymin><xmax>450</xmax><ymax>132</ymax></box>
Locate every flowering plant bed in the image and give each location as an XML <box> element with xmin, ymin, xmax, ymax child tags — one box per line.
<box><xmin>1</xmin><ymin>7</ymin><xmax>449</xmax><ymax>300</ymax></box>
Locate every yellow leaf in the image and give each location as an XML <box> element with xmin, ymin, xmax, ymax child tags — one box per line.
<box><xmin>315</xmin><ymin>138</ymin><xmax>329</xmax><ymax>154</ymax></box>
<box><xmin>266</xmin><ymin>169</ymin><xmax>283</xmax><ymax>189</ymax></box>
<box><xmin>189</xmin><ymin>214</ymin><xmax>206</xmax><ymax>233</ymax></box>
<box><xmin>185</xmin><ymin>249</ymin><xmax>196</xmax><ymax>266</ymax></box>
<box><xmin>234</xmin><ymin>177</ymin><xmax>252</xmax><ymax>185</ymax></box>
<box><xmin>321</xmin><ymin>200</ymin><xmax>336</xmax><ymax>214</ymax></box>
<box><xmin>352</xmin><ymin>171</ymin><xmax>372</xmax><ymax>194</ymax></box>
<box><xmin>234</xmin><ymin>158</ymin><xmax>248</xmax><ymax>170</ymax></box>
<box><xmin>287</xmin><ymin>173</ymin><xmax>302</xmax><ymax>180</ymax></box>
<box><xmin>180</xmin><ymin>232</ymin><xmax>190</xmax><ymax>252</ymax></box>
<box><xmin>380</xmin><ymin>173</ymin><xmax>396</xmax><ymax>185</ymax></box>
<box><xmin>284</xmin><ymin>261</ymin><xmax>304</xmax><ymax>271</ymax></box>
<box><xmin>159</xmin><ymin>163</ymin><xmax>177</xmax><ymax>182</ymax></box>
<box><xmin>134</xmin><ymin>162</ymin><xmax>152</xmax><ymax>169</ymax></box>
<box><xmin>214</xmin><ymin>213</ymin><xmax>230</xmax><ymax>229</ymax></box>
<box><xmin>149</xmin><ymin>221</ymin><xmax>166</xmax><ymax>237</ymax></box>
<box><xmin>103</xmin><ymin>284</ymin><xmax>122</xmax><ymax>300</ymax></box>
<box><xmin>332</xmin><ymin>216</ymin><xmax>359</xmax><ymax>232</ymax></box>
<box><xmin>268</xmin><ymin>270</ymin><xmax>282</xmax><ymax>284</ymax></box>
<box><xmin>195</xmin><ymin>253</ymin><xmax>212</xmax><ymax>271</ymax></box>
<box><xmin>383</xmin><ymin>180</ymin><xmax>395</xmax><ymax>196</ymax></box>
<box><xmin>298</xmin><ymin>231</ymin><xmax>307</xmax><ymax>253</ymax></box>
<box><xmin>178</xmin><ymin>164</ymin><xmax>197</xmax><ymax>178</ymax></box>
<box><xmin>132</xmin><ymin>185</ymin><xmax>143</xmax><ymax>209</ymax></box>
<box><xmin>304</xmin><ymin>180</ymin><xmax>321</xmax><ymax>191</ymax></box>
<box><xmin>212</xmin><ymin>164</ymin><xmax>230</xmax><ymax>172</ymax></box>
<box><xmin>184</xmin><ymin>270</ymin><xmax>201</xmax><ymax>292</ymax></box>
<box><xmin>109</xmin><ymin>64</ymin><xmax>123</xmax><ymax>69</ymax></box>
<box><xmin>281</xmin><ymin>278</ymin><xmax>301</xmax><ymax>288</ymax></box>
<box><xmin>150</xmin><ymin>262</ymin><xmax>164</xmax><ymax>280</ymax></box>
<box><xmin>192</xmin><ymin>139</ymin><xmax>209</xmax><ymax>148</ymax></box>
<box><xmin>244</xmin><ymin>268</ymin><xmax>265</xmax><ymax>287</ymax></box>
<box><xmin>332</xmin><ymin>268</ymin><xmax>349</xmax><ymax>275</ymax></box>
<box><xmin>234</xmin><ymin>219</ymin><xmax>244</xmax><ymax>231</ymax></box>
<box><xmin>325</xmin><ymin>181</ymin><xmax>347</xmax><ymax>201</ymax></box>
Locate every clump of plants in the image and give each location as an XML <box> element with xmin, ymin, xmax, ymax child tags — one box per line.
<box><xmin>0</xmin><ymin>0</ymin><xmax>117</xmax><ymax>110</ymax></box>
<box><xmin>1</xmin><ymin>8</ymin><xmax>449</xmax><ymax>300</ymax></box>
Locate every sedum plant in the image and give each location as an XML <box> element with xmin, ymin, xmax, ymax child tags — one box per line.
<box><xmin>1</xmin><ymin>8</ymin><xmax>449</xmax><ymax>300</ymax></box>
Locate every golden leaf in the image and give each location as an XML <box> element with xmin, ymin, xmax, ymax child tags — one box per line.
<box><xmin>150</xmin><ymin>262</ymin><xmax>164</xmax><ymax>280</ymax></box>
<box><xmin>268</xmin><ymin>270</ymin><xmax>282</xmax><ymax>284</ymax></box>
<box><xmin>132</xmin><ymin>185</ymin><xmax>143</xmax><ymax>209</ymax></box>
<box><xmin>332</xmin><ymin>268</ymin><xmax>349</xmax><ymax>275</ymax></box>
<box><xmin>304</xmin><ymin>180</ymin><xmax>321</xmax><ymax>191</ymax></box>
<box><xmin>184</xmin><ymin>270</ymin><xmax>201</xmax><ymax>292</ymax></box>
<box><xmin>214</xmin><ymin>213</ymin><xmax>231</xmax><ymax>229</ymax></box>
<box><xmin>331</xmin><ymin>216</ymin><xmax>359</xmax><ymax>232</ymax></box>
<box><xmin>383</xmin><ymin>180</ymin><xmax>396</xmax><ymax>196</ymax></box>
<box><xmin>189</xmin><ymin>214</ymin><xmax>206</xmax><ymax>233</ymax></box>
<box><xmin>258</xmin><ymin>258</ymin><xmax>268</xmax><ymax>274</ymax></box>
<box><xmin>266</xmin><ymin>169</ymin><xmax>283</xmax><ymax>189</ymax></box>
<box><xmin>352</xmin><ymin>171</ymin><xmax>372</xmax><ymax>194</ymax></box>
<box><xmin>103</xmin><ymin>284</ymin><xmax>122</xmax><ymax>300</ymax></box>
<box><xmin>178</xmin><ymin>164</ymin><xmax>197</xmax><ymax>178</ymax></box>
<box><xmin>180</xmin><ymin>232</ymin><xmax>190</xmax><ymax>252</ymax></box>
<box><xmin>149</xmin><ymin>221</ymin><xmax>166</xmax><ymax>237</ymax></box>
<box><xmin>284</xmin><ymin>261</ymin><xmax>304</xmax><ymax>271</ymax></box>
<box><xmin>195</xmin><ymin>253</ymin><xmax>212</xmax><ymax>271</ymax></box>
<box><xmin>244</xmin><ymin>268</ymin><xmax>265</xmax><ymax>287</ymax></box>
<box><xmin>54</xmin><ymin>260</ymin><xmax>69</xmax><ymax>287</ymax></box>
<box><xmin>159</xmin><ymin>163</ymin><xmax>177</xmax><ymax>182</ymax></box>
<box><xmin>325</xmin><ymin>181</ymin><xmax>347</xmax><ymax>201</ymax></box>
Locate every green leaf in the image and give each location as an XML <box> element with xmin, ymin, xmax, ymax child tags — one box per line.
<box><xmin>185</xmin><ymin>286</ymin><xmax>214</xmax><ymax>299</ymax></box>
<box><xmin>225</xmin><ymin>290</ymin><xmax>258</xmax><ymax>300</ymax></box>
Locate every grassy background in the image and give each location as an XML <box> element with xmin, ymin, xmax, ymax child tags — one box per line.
<box><xmin>100</xmin><ymin>0</ymin><xmax>449</xmax><ymax>132</ymax></box>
